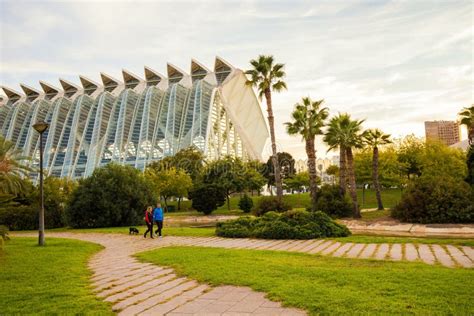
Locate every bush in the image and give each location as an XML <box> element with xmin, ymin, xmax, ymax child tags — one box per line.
<box><xmin>66</xmin><ymin>163</ymin><xmax>156</xmax><ymax>228</ymax></box>
<box><xmin>188</xmin><ymin>184</ymin><xmax>226</xmax><ymax>215</ymax></box>
<box><xmin>238</xmin><ymin>195</ymin><xmax>253</xmax><ymax>213</ymax></box>
<box><xmin>0</xmin><ymin>205</ymin><xmax>38</xmax><ymax>230</ymax></box>
<box><xmin>252</xmin><ymin>196</ymin><xmax>291</xmax><ymax>216</ymax></box>
<box><xmin>216</xmin><ymin>209</ymin><xmax>351</xmax><ymax>239</ymax></box>
<box><xmin>309</xmin><ymin>185</ymin><xmax>353</xmax><ymax>218</ymax></box>
<box><xmin>392</xmin><ymin>176</ymin><xmax>474</xmax><ymax>224</ymax></box>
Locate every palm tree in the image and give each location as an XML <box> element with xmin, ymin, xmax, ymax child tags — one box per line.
<box><xmin>324</xmin><ymin>113</ymin><xmax>365</xmax><ymax>218</ymax></box>
<box><xmin>459</xmin><ymin>105</ymin><xmax>474</xmax><ymax>144</ymax></box>
<box><xmin>364</xmin><ymin>129</ymin><xmax>391</xmax><ymax>210</ymax></box>
<box><xmin>286</xmin><ymin>97</ymin><xmax>328</xmax><ymax>210</ymax></box>
<box><xmin>246</xmin><ymin>55</ymin><xmax>287</xmax><ymax>199</ymax></box>
<box><xmin>0</xmin><ymin>136</ymin><xmax>31</xmax><ymax>195</ymax></box>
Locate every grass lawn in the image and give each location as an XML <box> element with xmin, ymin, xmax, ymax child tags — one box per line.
<box><xmin>330</xmin><ymin>235</ymin><xmax>474</xmax><ymax>247</ymax></box>
<box><xmin>0</xmin><ymin>237</ymin><xmax>112</xmax><ymax>315</ymax></box>
<box><xmin>137</xmin><ymin>246</ymin><xmax>474</xmax><ymax>315</ymax></box>
<box><xmin>165</xmin><ymin>188</ymin><xmax>402</xmax><ymax>214</ymax></box>
<box><xmin>359</xmin><ymin>209</ymin><xmax>391</xmax><ymax>221</ymax></box>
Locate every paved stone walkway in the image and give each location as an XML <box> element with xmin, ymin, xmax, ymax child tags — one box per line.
<box><xmin>14</xmin><ymin>233</ymin><xmax>473</xmax><ymax>315</ymax></box>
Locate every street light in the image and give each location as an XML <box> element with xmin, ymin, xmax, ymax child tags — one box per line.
<box><xmin>33</xmin><ymin>121</ymin><xmax>49</xmax><ymax>246</ymax></box>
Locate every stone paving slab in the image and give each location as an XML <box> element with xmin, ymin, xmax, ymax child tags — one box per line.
<box><xmin>374</xmin><ymin>244</ymin><xmax>389</xmax><ymax>260</ymax></box>
<box><xmin>446</xmin><ymin>245</ymin><xmax>473</xmax><ymax>268</ymax></box>
<box><xmin>431</xmin><ymin>245</ymin><xmax>455</xmax><ymax>268</ymax></box>
<box><xmin>358</xmin><ymin>243</ymin><xmax>377</xmax><ymax>259</ymax></box>
<box><xmin>418</xmin><ymin>244</ymin><xmax>435</xmax><ymax>265</ymax></box>
<box><xmin>346</xmin><ymin>243</ymin><xmax>365</xmax><ymax>258</ymax></box>
<box><xmin>404</xmin><ymin>244</ymin><xmax>419</xmax><ymax>261</ymax></box>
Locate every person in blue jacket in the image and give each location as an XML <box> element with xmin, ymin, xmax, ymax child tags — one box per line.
<box><xmin>153</xmin><ymin>203</ymin><xmax>164</xmax><ymax>238</ymax></box>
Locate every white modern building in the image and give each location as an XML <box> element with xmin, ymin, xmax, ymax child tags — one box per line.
<box><xmin>0</xmin><ymin>57</ymin><xmax>270</xmax><ymax>179</ymax></box>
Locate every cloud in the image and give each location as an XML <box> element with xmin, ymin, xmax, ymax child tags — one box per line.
<box><xmin>0</xmin><ymin>0</ymin><xmax>472</xmax><ymax>159</ymax></box>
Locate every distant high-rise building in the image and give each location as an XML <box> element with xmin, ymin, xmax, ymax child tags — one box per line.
<box><xmin>424</xmin><ymin>120</ymin><xmax>460</xmax><ymax>146</ymax></box>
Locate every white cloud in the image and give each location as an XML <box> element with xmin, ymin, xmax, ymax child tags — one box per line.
<box><xmin>0</xmin><ymin>0</ymin><xmax>472</xmax><ymax>159</ymax></box>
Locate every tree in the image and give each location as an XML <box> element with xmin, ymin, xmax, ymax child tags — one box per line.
<box><xmin>203</xmin><ymin>156</ymin><xmax>247</xmax><ymax>210</ymax></box>
<box><xmin>466</xmin><ymin>145</ymin><xmax>474</xmax><ymax>186</ymax></box>
<box><xmin>324</xmin><ymin>113</ymin><xmax>365</xmax><ymax>218</ymax></box>
<box><xmin>396</xmin><ymin>135</ymin><xmax>424</xmax><ymax>179</ymax></box>
<box><xmin>188</xmin><ymin>184</ymin><xmax>226</xmax><ymax>215</ymax></box>
<box><xmin>419</xmin><ymin>141</ymin><xmax>467</xmax><ymax>181</ymax></box>
<box><xmin>246</xmin><ymin>55</ymin><xmax>287</xmax><ymax>199</ymax></box>
<box><xmin>0</xmin><ymin>136</ymin><xmax>32</xmax><ymax>195</ymax></box>
<box><xmin>326</xmin><ymin>165</ymin><xmax>339</xmax><ymax>185</ymax></box>
<box><xmin>284</xmin><ymin>171</ymin><xmax>311</xmax><ymax>193</ymax></box>
<box><xmin>148</xmin><ymin>146</ymin><xmax>204</xmax><ymax>209</ymax></box>
<box><xmin>263</xmin><ymin>152</ymin><xmax>295</xmax><ymax>191</ymax></box>
<box><xmin>459</xmin><ymin>105</ymin><xmax>474</xmax><ymax>144</ymax></box>
<box><xmin>363</xmin><ymin>129</ymin><xmax>392</xmax><ymax>210</ymax></box>
<box><xmin>145</xmin><ymin>167</ymin><xmax>193</xmax><ymax>212</ymax></box>
<box><xmin>286</xmin><ymin>97</ymin><xmax>328</xmax><ymax>211</ymax></box>
<box><xmin>66</xmin><ymin>163</ymin><xmax>155</xmax><ymax>228</ymax></box>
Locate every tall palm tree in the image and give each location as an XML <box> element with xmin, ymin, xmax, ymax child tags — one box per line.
<box><xmin>0</xmin><ymin>136</ymin><xmax>31</xmax><ymax>195</ymax></box>
<box><xmin>324</xmin><ymin>113</ymin><xmax>365</xmax><ymax>218</ymax></box>
<box><xmin>286</xmin><ymin>97</ymin><xmax>328</xmax><ymax>210</ymax></box>
<box><xmin>459</xmin><ymin>105</ymin><xmax>474</xmax><ymax>144</ymax></box>
<box><xmin>246</xmin><ymin>55</ymin><xmax>287</xmax><ymax>199</ymax></box>
<box><xmin>364</xmin><ymin>129</ymin><xmax>391</xmax><ymax>210</ymax></box>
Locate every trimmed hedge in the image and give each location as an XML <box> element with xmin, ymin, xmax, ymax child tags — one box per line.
<box><xmin>392</xmin><ymin>176</ymin><xmax>474</xmax><ymax>224</ymax></box>
<box><xmin>216</xmin><ymin>210</ymin><xmax>351</xmax><ymax>239</ymax></box>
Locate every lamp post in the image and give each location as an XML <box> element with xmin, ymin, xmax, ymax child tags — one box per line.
<box><xmin>33</xmin><ymin>121</ymin><xmax>49</xmax><ymax>246</ymax></box>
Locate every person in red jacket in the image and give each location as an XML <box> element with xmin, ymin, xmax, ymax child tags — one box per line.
<box><xmin>143</xmin><ymin>206</ymin><xmax>154</xmax><ymax>239</ymax></box>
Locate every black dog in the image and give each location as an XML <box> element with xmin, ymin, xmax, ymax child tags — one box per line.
<box><xmin>129</xmin><ymin>227</ymin><xmax>139</xmax><ymax>235</ymax></box>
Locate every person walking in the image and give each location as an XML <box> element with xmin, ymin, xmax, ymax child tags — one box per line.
<box><xmin>143</xmin><ymin>206</ymin><xmax>154</xmax><ymax>239</ymax></box>
<box><xmin>153</xmin><ymin>203</ymin><xmax>164</xmax><ymax>238</ymax></box>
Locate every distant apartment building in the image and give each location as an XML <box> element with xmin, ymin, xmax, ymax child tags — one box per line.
<box><xmin>424</xmin><ymin>120</ymin><xmax>460</xmax><ymax>146</ymax></box>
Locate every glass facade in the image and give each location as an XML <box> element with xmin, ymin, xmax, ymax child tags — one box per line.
<box><xmin>0</xmin><ymin>58</ymin><xmax>269</xmax><ymax>179</ymax></box>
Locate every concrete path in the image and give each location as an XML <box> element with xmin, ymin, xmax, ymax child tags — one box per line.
<box><xmin>339</xmin><ymin>219</ymin><xmax>474</xmax><ymax>238</ymax></box>
<box><xmin>14</xmin><ymin>233</ymin><xmax>474</xmax><ymax>315</ymax></box>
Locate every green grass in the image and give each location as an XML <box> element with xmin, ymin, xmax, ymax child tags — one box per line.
<box><xmin>137</xmin><ymin>246</ymin><xmax>474</xmax><ymax>315</ymax></box>
<box><xmin>0</xmin><ymin>237</ymin><xmax>112</xmax><ymax>315</ymax></box>
<box><xmin>357</xmin><ymin>188</ymin><xmax>402</xmax><ymax>209</ymax></box>
<box><xmin>359</xmin><ymin>209</ymin><xmax>391</xmax><ymax>221</ymax></box>
<box><xmin>165</xmin><ymin>188</ymin><xmax>402</xmax><ymax>214</ymax></box>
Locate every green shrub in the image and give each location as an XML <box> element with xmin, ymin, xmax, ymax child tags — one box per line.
<box><xmin>216</xmin><ymin>209</ymin><xmax>351</xmax><ymax>239</ymax></box>
<box><xmin>392</xmin><ymin>176</ymin><xmax>474</xmax><ymax>223</ymax></box>
<box><xmin>238</xmin><ymin>194</ymin><xmax>253</xmax><ymax>213</ymax></box>
<box><xmin>188</xmin><ymin>184</ymin><xmax>226</xmax><ymax>215</ymax></box>
<box><xmin>66</xmin><ymin>163</ymin><xmax>156</xmax><ymax>228</ymax></box>
<box><xmin>310</xmin><ymin>185</ymin><xmax>353</xmax><ymax>218</ymax></box>
<box><xmin>0</xmin><ymin>205</ymin><xmax>37</xmax><ymax>230</ymax></box>
<box><xmin>307</xmin><ymin>185</ymin><xmax>352</xmax><ymax>218</ymax></box>
<box><xmin>252</xmin><ymin>196</ymin><xmax>291</xmax><ymax>216</ymax></box>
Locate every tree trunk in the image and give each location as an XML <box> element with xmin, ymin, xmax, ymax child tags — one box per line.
<box><xmin>339</xmin><ymin>146</ymin><xmax>347</xmax><ymax>195</ymax></box>
<box><xmin>305</xmin><ymin>137</ymin><xmax>318</xmax><ymax>211</ymax></box>
<box><xmin>227</xmin><ymin>190</ymin><xmax>230</xmax><ymax>211</ymax></box>
<box><xmin>178</xmin><ymin>197</ymin><xmax>182</xmax><ymax>211</ymax></box>
<box><xmin>346</xmin><ymin>147</ymin><xmax>360</xmax><ymax>218</ymax></box>
<box><xmin>372</xmin><ymin>146</ymin><xmax>384</xmax><ymax>210</ymax></box>
<box><xmin>264</xmin><ymin>89</ymin><xmax>283</xmax><ymax>200</ymax></box>
<box><xmin>163</xmin><ymin>196</ymin><xmax>169</xmax><ymax>213</ymax></box>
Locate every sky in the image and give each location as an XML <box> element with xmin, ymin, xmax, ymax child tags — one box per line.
<box><xmin>0</xmin><ymin>0</ymin><xmax>472</xmax><ymax>160</ymax></box>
